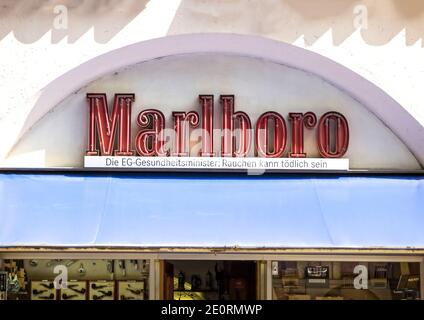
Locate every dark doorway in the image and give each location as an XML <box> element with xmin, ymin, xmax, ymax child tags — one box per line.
<box><xmin>163</xmin><ymin>260</ymin><xmax>257</xmax><ymax>300</ymax></box>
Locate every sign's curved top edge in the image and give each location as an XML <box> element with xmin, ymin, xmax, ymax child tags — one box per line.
<box><xmin>15</xmin><ymin>33</ymin><xmax>424</xmax><ymax>166</ymax></box>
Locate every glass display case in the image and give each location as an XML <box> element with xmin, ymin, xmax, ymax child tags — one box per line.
<box><xmin>272</xmin><ymin>261</ymin><xmax>420</xmax><ymax>300</ymax></box>
<box><xmin>1</xmin><ymin>259</ymin><xmax>150</xmax><ymax>300</ymax></box>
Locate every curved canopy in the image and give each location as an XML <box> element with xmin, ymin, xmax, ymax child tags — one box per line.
<box><xmin>6</xmin><ymin>34</ymin><xmax>424</xmax><ymax>167</ymax></box>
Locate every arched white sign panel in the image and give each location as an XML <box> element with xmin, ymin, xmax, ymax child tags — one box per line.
<box><xmin>3</xmin><ymin>34</ymin><xmax>423</xmax><ymax>170</ymax></box>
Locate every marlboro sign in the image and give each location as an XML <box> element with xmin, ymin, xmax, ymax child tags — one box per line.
<box><xmin>84</xmin><ymin>93</ymin><xmax>349</xmax><ymax>171</ymax></box>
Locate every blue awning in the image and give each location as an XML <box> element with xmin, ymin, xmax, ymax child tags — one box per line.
<box><xmin>0</xmin><ymin>173</ymin><xmax>423</xmax><ymax>248</ymax></box>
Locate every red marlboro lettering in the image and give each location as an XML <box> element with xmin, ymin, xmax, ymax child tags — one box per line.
<box><xmin>199</xmin><ymin>95</ymin><xmax>214</xmax><ymax>157</ymax></box>
<box><xmin>317</xmin><ymin>112</ymin><xmax>349</xmax><ymax>158</ymax></box>
<box><xmin>135</xmin><ymin>109</ymin><xmax>167</xmax><ymax>156</ymax></box>
<box><xmin>172</xmin><ymin>111</ymin><xmax>199</xmax><ymax>156</ymax></box>
<box><xmin>255</xmin><ymin>111</ymin><xmax>287</xmax><ymax>158</ymax></box>
<box><xmin>220</xmin><ymin>95</ymin><xmax>251</xmax><ymax>157</ymax></box>
<box><xmin>289</xmin><ymin>112</ymin><xmax>317</xmax><ymax>158</ymax></box>
<box><xmin>85</xmin><ymin>93</ymin><xmax>349</xmax><ymax>159</ymax></box>
<box><xmin>86</xmin><ymin>93</ymin><xmax>134</xmax><ymax>156</ymax></box>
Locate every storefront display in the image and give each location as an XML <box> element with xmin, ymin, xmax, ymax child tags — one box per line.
<box><xmin>89</xmin><ymin>281</ymin><xmax>114</xmax><ymax>300</ymax></box>
<box><xmin>0</xmin><ymin>259</ymin><xmax>150</xmax><ymax>300</ymax></box>
<box><xmin>272</xmin><ymin>261</ymin><xmax>421</xmax><ymax>300</ymax></box>
<box><xmin>61</xmin><ymin>281</ymin><xmax>86</xmax><ymax>300</ymax></box>
<box><xmin>118</xmin><ymin>281</ymin><xmax>145</xmax><ymax>300</ymax></box>
<box><xmin>31</xmin><ymin>281</ymin><xmax>56</xmax><ymax>300</ymax></box>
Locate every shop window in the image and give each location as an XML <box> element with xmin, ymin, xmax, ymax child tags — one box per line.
<box><xmin>1</xmin><ymin>259</ymin><xmax>150</xmax><ymax>300</ymax></box>
<box><xmin>272</xmin><ymin>261</ymin><xmax>420</xmax><ymax>300</ymax></box>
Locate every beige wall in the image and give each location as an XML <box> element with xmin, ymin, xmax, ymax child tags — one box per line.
<box><xmin>0</xmin><ymin>0</ymin><xmax>423</xmax><ymax>161</ymax></box>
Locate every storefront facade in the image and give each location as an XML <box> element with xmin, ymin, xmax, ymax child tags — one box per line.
<box><xmin>0</xmin><ymin>33</ymin><xmax>423</xmax><ymax>300</ymax></box>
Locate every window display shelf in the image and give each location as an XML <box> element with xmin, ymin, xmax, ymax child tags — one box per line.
<box><xmin>174</xmin><ymin>289</ymin><xmax>218</xmax><ymax>293</ymax></box>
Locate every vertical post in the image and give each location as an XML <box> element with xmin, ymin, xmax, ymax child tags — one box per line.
<box><xmin>149</xmin><ymin>259</ymin><xmax>155</xmax><ymax>300</ymax></box>
<box><xmin>266</xmin><ymin>260</ymin><xmax>272</xmax><ymax>300</ymax></box>
<box><xmin>149</xmin><ymin>259</ymin><xmax>161</xmax><ymax>300</ymax></box>
<box><xmin>155</xmin><ymin>260</ymin><xmax>162</xmax><ymax>300</ymax></box>
<box><xmin>420</xmin><ymin>257</ymin><xmax>424</xmax><ymax>300</ymax></box>
<box><xmin>256</xmin><ymin>261</ymin><xmax>266</xmax><ymax>300</ymax></box>
<box><xmin>0</xmin><ymin>259</ymin><xmax>5</xmax><ymax>300</ymax></box>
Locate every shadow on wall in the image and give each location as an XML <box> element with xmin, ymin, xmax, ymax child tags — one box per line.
<box><xmin>0</xmin><ymin>0</ymin><xmax>423</xmax><ymax>46</ymax></box>
<box><xmin>165</xmin><ymin>0</ymin><xmax>424</xmax><ymax>46</ymax></box>
<box><xmin>0</xmin><ymin>0</ymin><xmax>149</xmax><ymax>43</ymax></box>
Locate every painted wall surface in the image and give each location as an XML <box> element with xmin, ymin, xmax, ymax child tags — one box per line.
<box><xmin>0</xmin><ymin>0</ymin><xmax>423</xmax><ymax>168</ymax></box>
<box><xmin>5</xmin><ymin>54</ymin><xmax>419</xmax><ymax>169</ymax></box>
